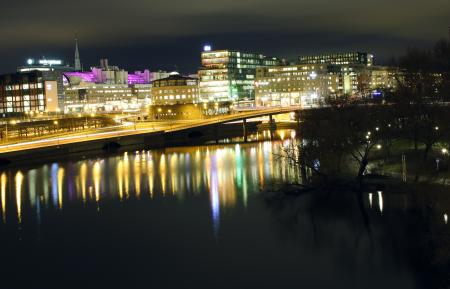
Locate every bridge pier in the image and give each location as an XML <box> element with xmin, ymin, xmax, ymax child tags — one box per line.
<box><xmin>215</xmin><ymin>124</ymin><xmax>219</xmax><ymax>144</ymax></box>
<box><xmin>269</xmin><ymin>114</ymin><xmax>275</xmax><ymax>140</ymax></box>
<box><xmin>242</xmin><ymin>119</ymin><xmax>247</xmax><ymax>142</ymax></box>
<box><xmin>296</xmin><ymin>111</ymin><xmax>301</xmax><ymax>127</ymax></box>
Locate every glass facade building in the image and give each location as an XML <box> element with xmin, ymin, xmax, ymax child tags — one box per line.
<box><xmin>198</xmin><ymin>50</ymin><xmax>282</xmax><ymax>105</ymax></box>
<box><xmin>298</xmin><ymin>52</ymin><xmax>374</xmax><ymax>67</ymax></box>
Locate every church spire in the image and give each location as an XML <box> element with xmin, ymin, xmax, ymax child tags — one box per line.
<box><xmin>74</xmin><ymin>37</ymin><xmax>81</xmax><ymax>71</ymax></box>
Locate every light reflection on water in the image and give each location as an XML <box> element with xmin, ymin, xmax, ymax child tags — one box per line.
<box><xmin>0</xmin><ymin>130</ymin><xmax>449</xmax><ymax>289</ymax></box>
<box><xmin>0</xmin><ymin>134</ymin><xmax>299</xmax><ymax>233</ymax></box>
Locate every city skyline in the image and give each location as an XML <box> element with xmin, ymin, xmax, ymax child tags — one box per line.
<box><xmin>1</xmin><ymin>0</ymin><xmax>449</xmax><ymax>74</ymax></box>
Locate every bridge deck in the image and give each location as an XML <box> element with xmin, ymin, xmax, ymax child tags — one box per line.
<box><xmin>0</xmin><ymin>106</ymin><xmax>301</xmax><ymax>154</ymax></box>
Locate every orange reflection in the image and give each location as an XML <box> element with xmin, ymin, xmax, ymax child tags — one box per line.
<box><xmin>117</xmin><ymin>160</ymin><xmax>124</xmax><ymax>200</ymax></box>
<box><xmin>80</xmin><ymin>163</ymin><xmax>87</xmax><ymax>203</ymax></box>
<box><xmin>1</xmin><ymin>173</ymin><xmax>6</xmax><ymax>223</ymax></box>
<box><xmin>147</xmin><ymin>154</ymin><xmax>154</xmax><ymax>198</ymax></box>
<box><xmin>124</xmin><ymin>153</ymin><xmax>130</xmax><ymax>199</ymax></box>
<box><xmin>134</xmin><ymin>153</ymin><xmax>141</xmax><ymax>198</ymax></box>
<box><xmin>170</xmin><ymin>154</ymin><xmax>178</xmax><ymax>196</ymax></box>
<box><xmin>58</xmin><ymin>167</ymin><xmax>64</xmax><ymax>209</ymax></box>
<box><xmin>160</xmin><ymin>154</ymin><xmax>166</xmax><ymax>195</ymax></box>
<box><xmin>93</xmin><ymin>161</ymin><xmax>101</xmax><ymax>203</ymax></box>
<box><xmin>15</xmin><ymin>171</ymin><xmax>23</xmax><ymax>223</ymax></box>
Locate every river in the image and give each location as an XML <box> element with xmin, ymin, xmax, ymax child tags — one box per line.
<box><xmin>0</xmin><ymin>130</ymin><xmax>448</xmax><ymax>289</ymax></box>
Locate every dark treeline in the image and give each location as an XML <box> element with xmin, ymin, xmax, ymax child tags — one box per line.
<box><xmin>388</xmin><ymin>38</ymin><xmax>450</xmax><ymax>102</ymax></box>
<box><xmin>270</xmin><ymin>39</ymin><xmax>450</xmax><ymax>289</ymax></box>
<box><xmin>283</xmin><ymin>39</ymin><xmax>450</xmax><ymax>187</ymax></box>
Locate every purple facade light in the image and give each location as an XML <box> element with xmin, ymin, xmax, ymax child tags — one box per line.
<box><xmin>64</xmin><ymin>69</ymin><xmax>151</xmax><ymax>85</ymax></box>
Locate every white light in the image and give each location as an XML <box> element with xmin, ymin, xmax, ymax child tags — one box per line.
<box><xmin>38</xmin><ymin>59</ymin><xmax>62</xmax><ymax>66</ymax></box>
<box><xmin>203</xmin><ymin>45</ymin><xmax>212</xmax><ymax>52</ymax></box>
<box><xmin>378</xmin><ymin>191</ymin><xmax>383</xmax><ymax>214</ymax></box>
<box><xmin>27</xmin><ymin>58</ymin><xmax>34</xmax><ymax>65</ymax></box>
<box><xmin>445</xmin><ymin>214</ymin><xmax>448</xmax><ymax>224</ymax></box>
<box><xmin>309</xmin><ymin>72</ymin><xmax>317</xmax><ymax>80</ymax></box>
<box><xmin>442</xmin><ymin>148</ymin><xmax>448</xmax><ymax>155</ymax></box>
<box><xmin>376</xmin><ymin>144</ymin><xmax>382</xmax><ymax>150</ymax></box>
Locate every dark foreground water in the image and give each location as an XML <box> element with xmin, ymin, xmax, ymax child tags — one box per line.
<box><xmin>0</xmin><ymin>135</ymin><xmax>449</xmax><ymax>289</ymax></box>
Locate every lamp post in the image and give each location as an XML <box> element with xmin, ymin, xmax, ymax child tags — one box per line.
<box><xmin>54</xmin><ymin>120</ymin><xmax>60</xmax><ymax>146</ymax></box>
<box><xmin>4</xmin><ymin>121</ymin><xmax>8</xmax><ymax>141</ymax></box>
<box><xmin>6</xmin><ymin>120</ymin><xmax>17</xmax><ymax>141</ymax></box>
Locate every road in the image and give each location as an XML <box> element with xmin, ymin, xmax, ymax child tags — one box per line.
<box><xmin>0</xmin><ymin>106</ymin><xmax>301</xmax><ymax>154</ymax></box>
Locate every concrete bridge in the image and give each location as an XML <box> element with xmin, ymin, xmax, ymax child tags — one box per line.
<box><xmin>0</xmin><ymin>106</ymin><xmax>302</xmax><ymax>165</ymax></box>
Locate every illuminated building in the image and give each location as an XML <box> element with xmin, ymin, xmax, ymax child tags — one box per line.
<box><xmin>0</xmin><ymin>71</ymin><xmax>59</xmax><ymax>114</ymax></box>
<box><xmin>254</xmin><ymin>63</ymin><xmax>397</xmax><ymax>104</ymax></box>
<box><xmin>149</xmin><ymin>73</ymin><xmax>231</xmax><ymax>120</ymax></box>
<box><xmin>18</xmin><ymin>58</ymin><xmax>74</xmax><ymax>110</ymax></box>
<box><xmin>64</xmin><ymin>59</ymin><xmax>152</xmax><ymax>86</ymax></box>
<box><xmin>298</xmin><ymin>52</ymin><xmax>374</xmax><ymax>67</ymax></box>
<box><xmin>63</xmin><ymin>59</ymin><xmax>159</xmax><ymax>112</ymax></box>
<box><xmin>64</xmin><ymin>83</ymin><xmax>150</xmax><ymax>112</ymax></box>
<box><xmin>327</xmin><ymin>64</ymin><xmax>361</xmax><ymax>96</ymax></box>
<box><xmin>368</xmin><ymin>66</ymin><xmax>399</xmax><ymax>90</ymax></box>
<box><xmin>151</xmin><ymin>73</ymin><xmax>199</xmax><ymax>106</ymax></box>
<box><xmin>198</xmin><ymin>49</ymin><xmax>282</xmax><ymax>105</ymax></box>
<box><xmin>151</xmin><ymin>70</ymin><xmax>173</xmax><ymax>81</ymax></box>
<box><xmin>328</xmin><ymin>65</ymin><xmax>399</xmax><ymax>98</ymax></box>
<box><xmin>255</xmin><ymin>64</ymin><xmax>333</xmax><ymax>107</ymax></box>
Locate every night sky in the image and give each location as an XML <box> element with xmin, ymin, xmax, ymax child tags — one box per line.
<box><xmin>1</xmin><ymin>0</ymin><xmax>449</xmax><ymax>74</ymax></box>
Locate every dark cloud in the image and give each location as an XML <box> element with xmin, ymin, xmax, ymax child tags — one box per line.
<box><xmin>0</xmin><ymin>0</ymin><xmax>449</xmax><ymax>73</ymax></box>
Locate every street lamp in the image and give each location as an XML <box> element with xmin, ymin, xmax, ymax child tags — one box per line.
<box><xmin>5</xmin><ymin>120</ymin><xmax>17</xmax><ymax>141</ymax></box>
<box><xmin>53</xmin><ymin>120</ymin><xmax>59</xmax><ymax>133</ymax></box>
<box><xmin>54</xmin><ymin>120</ymin><xmax>60</xmax><ymax>146</ymax></box>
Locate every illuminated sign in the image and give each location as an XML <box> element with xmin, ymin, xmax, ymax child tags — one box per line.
<box><xmin>203</xmin><ymin>44</ymin><xmax>212</xmax><ymax>52</ymax></box>
<box><xmin>38</xmin><ymin>59</ymin><xmax>62</xmax><ymax>66</ymax></box>
<box><xmin>309</xmin><ymin>72</ymin><xmax>318</xmax><ymax>80</ymax></box>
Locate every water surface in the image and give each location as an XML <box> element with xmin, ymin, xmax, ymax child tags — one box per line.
<box><xmin>0</xmin><ymin>136</ymin><xmax>448</xmax><ymax>289</ymax></box>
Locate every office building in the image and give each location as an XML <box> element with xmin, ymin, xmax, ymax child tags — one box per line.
<box><xmin>149</xmin><ymin>73</ymin><xmax>231</xmax><ymax>120</ymax></box>
<box><xmin>368</xmin><ymin>66</ymin><xmax>399</xmax><ymax>91</ymax></box>
<box><xmin>255</xmin><ymin>64</ymin><xmax>334</xmax><ymax>107</ymax></box>
<box><xmin>64</xmin><ymin>82</ymin><xmax>150</xmax><ymax>113</ymax></box>
<box><xmin>18</xmin><ymin>58</ymin><xmax>74</xmax><ymax>110</ymax></box>
<box><xmin>151</xmin><ymin>73</ymin><xmax>199</xmax><ymax>106</ymax></box>
<box><xmin>198</xmin><ymin>49</ymin><xmax>282</xmax><ymax>105</ymax></box>
<box><xmin>63</xmin><ymin>59</ymin><xmax>164</xmax><ymax>112</ymax></box>
<box><xmin>298</xmin><ymin>52</ymin><xmax>374</xmax><ymax>67</ymax></box>
<box><xmin>0</xmin><ymin>71</ymin><xmax>59</xmax><ymax>114</ymax></box>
